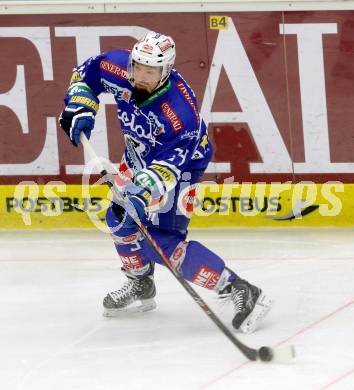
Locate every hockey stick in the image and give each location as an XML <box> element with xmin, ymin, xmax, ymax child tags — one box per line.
<box><xmin>80</xmin><ymin>133</ymin><xmax>295</xmax><ymax>363</ymax></box>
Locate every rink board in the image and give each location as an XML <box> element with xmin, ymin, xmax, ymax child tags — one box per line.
<box><xmin>1</xmin><ymin>11</ymin><xmax>354</xmax><ymax>187</ymax></box>
<box><xmin>0</xmin><ymin>183</ymin><xmax>353</xmax><ymax>229</ymax></box>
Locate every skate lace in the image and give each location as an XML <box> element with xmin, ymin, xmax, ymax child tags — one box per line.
<box><xmin>230</xmin><ymin>288</ymin><xmax>246</xmax><ymax>313</ymax></box>
<box><xmin>218</xmin><ymin>289</ymin><xmax>244</xmax><ymax>314</ymax></box>
<box><xmin>110</xmin><ymin>279</ymin><xmax>139</xmax><ymax>303</ymax></box>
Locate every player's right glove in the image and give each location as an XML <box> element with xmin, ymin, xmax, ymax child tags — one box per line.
<box><xmin>121</xmin><ymin>182</ymin><xmax>152</xmax><ymax>228</ymax></box>
<box><xmin>59</xmin><ymin>89</ymin><xmax>99</xmax><ymax>147</ymax></box>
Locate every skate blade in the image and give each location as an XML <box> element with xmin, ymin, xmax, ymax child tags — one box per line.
<box><xmin>103</xmin><ymin>298</ymin><xmax>157</xmax><ymax>317</ymax></box>
<box><xmin>239</xmin><ymin>293</ymin><xmax>273</xmax><ymax>334</ymax></box>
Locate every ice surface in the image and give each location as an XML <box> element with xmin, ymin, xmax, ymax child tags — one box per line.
<box><xmin>1</xmin><ymin>228</ymin><xmax>353</xmax><ymax>390</ymax></box>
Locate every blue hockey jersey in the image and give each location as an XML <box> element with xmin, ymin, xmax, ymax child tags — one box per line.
<box><xmin>65</xmin><ymin>49</ymin><xmax>212</xmax><ymax>200</ymax></box>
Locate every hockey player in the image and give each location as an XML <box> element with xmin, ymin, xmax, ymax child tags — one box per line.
<box><xmin>59</xmin><ymin>31</ymin><xmax>272</xmax><ymax>333</ymax></box>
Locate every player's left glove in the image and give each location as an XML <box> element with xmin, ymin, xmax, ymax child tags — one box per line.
<box><xmin>122</xmin><ymin>182</ymin><xmax>152</xmax><ymax>227</ymax></box>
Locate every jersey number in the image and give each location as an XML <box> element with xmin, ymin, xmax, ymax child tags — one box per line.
<box><xmin>168</xmin><ymin>148</ymin><xmax>189</xmax><ymax>166</ymax></box>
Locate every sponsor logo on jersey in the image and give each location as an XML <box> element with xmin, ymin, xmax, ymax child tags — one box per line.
<box><xmin>120</xmin><ymin>253</ymin><xmax>144</xmax><ymax>269</ymax></box>
<box><xmin>101</xmin><ymin>78</ymin><xmax>131</xmax><ymax>102</ymax></box>
<box><xmin>178</xmin><ymin>184</ymin><xmax>198</xmax><ymax>216</ymax></box>
<box><xmin>160</xmin><ymin>101</ymin><xmax>183</xmax><ymax>132</ymax></box>
<box><xmin>192</xmin><ymin>265</ymin><xmax>220</xmax><ymax>289</ymax></box>
<box><xmin>181</xmin><ymin>130</ymin><xmax>200</xmax><ymax>140</ymax></box>
<box><xmin>182</xmin><ymin>186</ymin><xmax>197</xmax><ymax>213</ymax></box>
<box><xmin>122</xmin><ymin>234</ymin><xmax>139</xmax><ymax>243</ymax></box>
<box><xmin>176</xmin><ymin>81</ymin><xmax>200</xmax><ymax>125</ymax></box>
<box><xmin>173</xmin><ymin>247</ymin><xmax>183</xmax><ymax>261</ymax></box>
<box><xmin>149</xmin><ymin>164</ymin><xmax>175</xmax><ymax>186</ymax></box>
<box><xmin>67</xmin><ymin>84</ymin><xmax>92</xmax><ymax>96</ymax></box>
<box><xmin>170</xmin><ymin>241</ymin><xmax>188</xmax><ymax>271</ymax></box>
<box><xmin>135</xmin><ymin>171</ymin><xmax>156</xmax><ymax>191</ymax></box>
<box><xmin>112</xmin><ymin>232</ymin><xmax>142</xmax><ymax>245</ymax></box>
<box><xmin>100</xmin><ymin>60</ymin><xmax>128</xmax><ymax>80</ymax></box>
<box><xmin>191</xmin><ymin>150</ymin><xmax>204</xmax><ymax>160</ymax></box>
<box><xmin>158</xmin><ymin>38</ymin><xmax>172</xmax><ymax>53</ymax></box>
<box><xmin>69</xmin><ymin>71</ymin><xmax>83</xmax><ymax>84</ymax></box>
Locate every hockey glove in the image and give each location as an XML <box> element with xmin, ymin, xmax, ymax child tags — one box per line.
<box><xmin>59</xmin><ymin>90</ymin><xmax>99</xmax><ymax>147</ymax></box>
<box><xmin>121</xmin><ymin>182</ymin><xmax>152</xmax><ymax>227</ymax></box>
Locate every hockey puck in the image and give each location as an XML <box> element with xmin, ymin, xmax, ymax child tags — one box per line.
<box><xmin>258</xmin><ymin>346</ymin><xmax>273</xmax><ymax>362</ymax></box>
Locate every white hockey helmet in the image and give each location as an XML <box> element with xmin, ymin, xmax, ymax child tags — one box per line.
<box><xmin>128</xmin><ymin>31</ymin><xmax>176</xmax><ymax>90</ymax></box>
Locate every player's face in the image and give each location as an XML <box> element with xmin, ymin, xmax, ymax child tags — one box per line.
<box><xmin>133</xmin><ymin>63</ymin><xmax>162</xmax><ymax>93</ymax></box>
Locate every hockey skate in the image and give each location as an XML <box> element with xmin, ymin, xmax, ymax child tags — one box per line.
<box><xmin>219</xmin><ymin>278</ymin><xmax>273</xmax><ymax>333</ymax></box>
<box><xmin>103</xmin><ymin>268</ymin><xmax>157</xmax><ymax>317</ymax></box>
